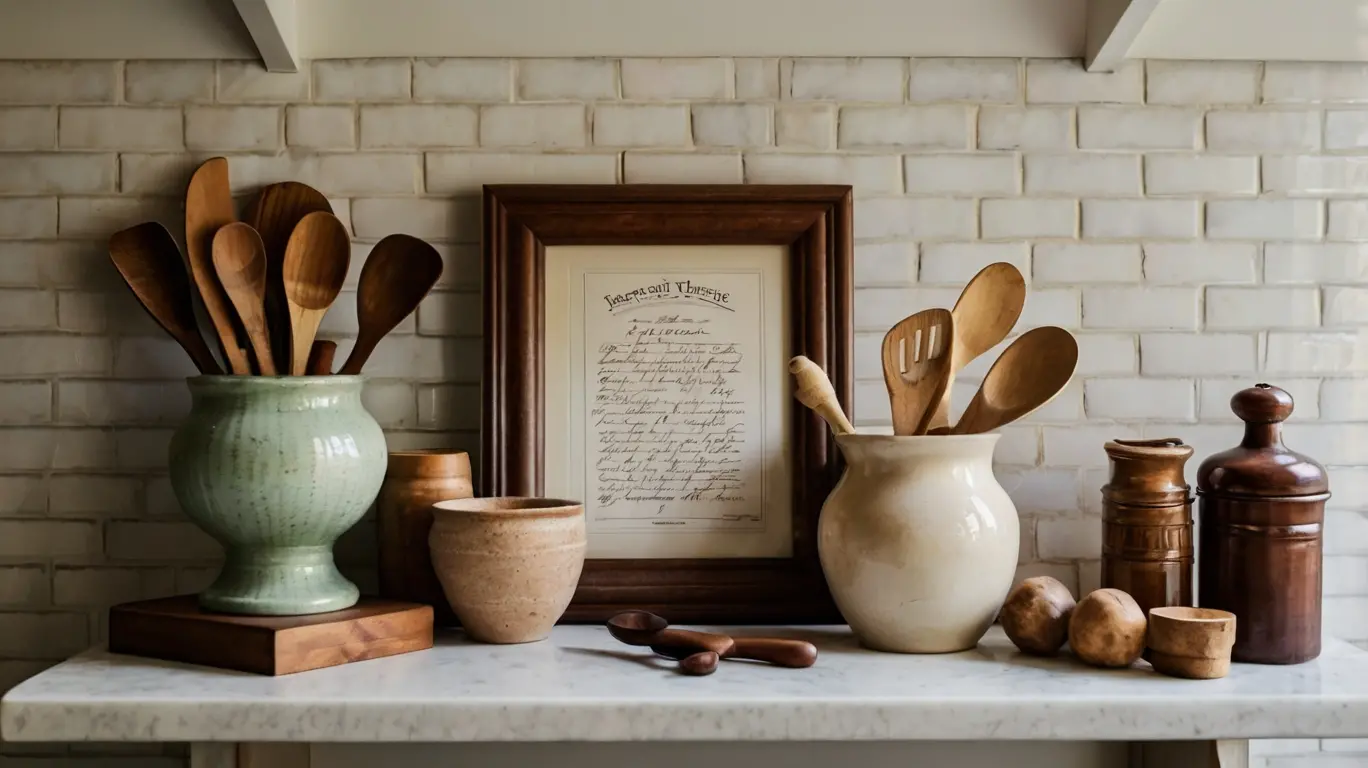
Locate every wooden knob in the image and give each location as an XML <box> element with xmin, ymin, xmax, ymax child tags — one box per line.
<box><xmin>789</xmin><ymin>355</ymin><xmax>855</xmax><ymax>436</ymax></box>
<box><xmin>1230</xmin><ymin>383</ymin><xmax>1294</xmax><ymax>424</ymax></box>
<box><xmin>679</xmin><ymin>651</ymin><xmax>719</xmax><ymax>676</ymax></box>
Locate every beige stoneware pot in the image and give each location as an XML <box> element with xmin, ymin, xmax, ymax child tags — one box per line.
<box><xmin>819</xmin><ymin>434</ymin><xmax>1019</xmax><ymax>653</ymax></box>
<box><xmin>428</xmin><ymin>497</ymin><xmax>586</xmax><ymax>644</ymax></box>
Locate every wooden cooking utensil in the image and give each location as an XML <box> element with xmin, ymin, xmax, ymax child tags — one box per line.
<box><xmin>247</xmin><ymin>182</ymin><xmax>333</xmax><ymax>368</ymax></box>
<box><xmin>185</xmin><ymin>157</ymin><xmax>251</xmax><ymax>375</ymax></box>
<box><xmin>678</xmin><ymin>651</ymin><xmax>719</xmax><ymax>676</ymax></box>
<box><xmin>211</xmin><ymin>222</ymin><xmax>277</xmax><ymax>376</ymax></box>
<box><xmin>108</xmin><ymin>222</ymin><xmax>223</xmax><ymax>375</ymax></box>
<box><xmin>607</xmin><ymin>611</ymin><xmax>818</xmax><ymax>669</ymax></box>
<box><xmin>282</xmin><ymin>211</ymin><xmax>350</xmax><ymax>375</ymax></box>
<box><xmin>947</xmin><ymin>325</ymin><xmax>1078</xmax><ymax>435</ymax></box>
<box><xmin>337</xmin><ymin>234</ymin><xmax>444</xmax><ymax>376</ymax></box>
<box><xmin>881</xmin><ymin>308</ymin><xmax>953</xmax><ymax>435</ymax></box>
<box><xmin>927</xmin><ymin>262</ymin><xmax>1027</xmax><ymax>432</ymax></box>
<box><xmin>305</xmin><ymin>340</ymin><xmax>337</xmax><ymax>375</ymax></box>
<box><xmin>788</xmin><ymin>355</ymin><xmax>855</xmax><ymax>436</ymax></box>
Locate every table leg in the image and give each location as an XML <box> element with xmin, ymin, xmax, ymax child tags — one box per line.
<box><xmin>191</xmin><ymin>742</ymin><xmax>311</xmax><ymax>768</ymax></box>
<box><xmin>1129</xmin><ymin>739</ymin><xmax>1250</xmax><ymax>768</ymax></box>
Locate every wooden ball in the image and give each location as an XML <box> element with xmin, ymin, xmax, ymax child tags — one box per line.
<box><xmin>1068</xmin><ymin>588</ymin><xmax>1147</xmax><ymax>668</ymax></box>
<box><xmin>1000</xmin><ymin>576</ymin><xmax>1076</xmax><ymax>655</ymax></box>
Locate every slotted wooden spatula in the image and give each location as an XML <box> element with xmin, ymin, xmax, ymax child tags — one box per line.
<box><xmin>882</xmin><ymin>308</ymin><xmax>953</xmax><ymax>436</ymax></box>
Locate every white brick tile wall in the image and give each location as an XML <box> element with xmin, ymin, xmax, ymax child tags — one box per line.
<box><xmin>978</xmin><ymin>106</ymin><xmax>1073</xmax><ymax>150</ymax></box>
<box><xmin>1145</xmin><ymin>60</ymin><xmax>1259</xmax><ymax>105</ymax></box>
<box><xmin>1078</xmin><ymin>107</ymin><xmax>1201</xmax><ymax>150</ymax></box>
<box><xmin>1025</xmin><ymin>154</ymin><xmax>1141</xmax><ymax>196</ymax></box>
<box><xmin>0</xmin><ymin>56</ymin><xmax>1364</xmax><ymax>767</ymax></box>
<box><xmin>622</xmin><ymin>58</ymin><xmax>730</xmax><ymax>99</ymax></box>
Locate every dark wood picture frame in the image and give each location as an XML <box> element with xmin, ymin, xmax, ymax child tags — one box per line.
<box><xmin>482</xmin><ymin>184</ymin><xmax>852</xmax><ymax>623</ymax></box>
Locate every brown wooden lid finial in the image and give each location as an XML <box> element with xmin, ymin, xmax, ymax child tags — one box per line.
<box><xmin>1196</xmin><ymin>383</ymin><xmax>1329</xmax><ymax>498</ymax></box>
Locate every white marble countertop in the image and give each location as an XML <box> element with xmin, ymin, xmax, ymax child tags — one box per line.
<box><xmin>4</xmin><ymin>625</ymin><xmax>1368</xmax><ymax>743</ymax></box>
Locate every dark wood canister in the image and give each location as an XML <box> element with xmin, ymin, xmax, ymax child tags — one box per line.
<box><xmin>1102</xmin><ymin>438</ymin><xmax>1195</xmax><ymax>617</ymax></box>
<box><xmin>377</xmin><ymin>450</ymin><xmax>473</xmax><ymax>626</ymax></box>
<box><xmin>1197</xmin><ymin>384</ymin><xmax>1329</xmax><ymax>665</ymax></box>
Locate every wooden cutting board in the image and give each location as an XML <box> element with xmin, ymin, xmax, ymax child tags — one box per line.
<box><xmin>108</xmin><ymin>595</ymin><xmax>433</xmax><ymax>675</ymax></box>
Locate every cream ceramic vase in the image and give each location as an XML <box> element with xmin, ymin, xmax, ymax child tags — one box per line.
<box><xmin>429</xmin><ymin>497</ymin><xmax>586</xmax><ymax>644</ymax></box>
<box><xmin>819</xmin><ymin>434</ymin><xmax>1019</xmax><ymax>653</ymax></box>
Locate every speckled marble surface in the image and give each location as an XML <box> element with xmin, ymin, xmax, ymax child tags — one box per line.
<box><xmin>4</xmin><ymin>625</ymin><xmax>1368</xmax><ymax>743</ymax></box>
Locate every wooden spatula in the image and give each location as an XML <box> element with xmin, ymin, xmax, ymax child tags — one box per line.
<box><xmin>789</xmin><ymin>355</ymin><xmax>855</xmax><ymax>436</ymax></box>
<box><xmin>882</xmin><ymin>308</ymin><xmax>953</xmax><ymax>436</ymax></box>
<box><xmin>185</xmin><ymin>157</ymin><xmax>251</xmax><ymax>375</ymax></box>
<box><xmin>248</xmin><ymin>182</ymin><xmax>333</xmax><ymax>370</ymax></box>
<box><xmin>108</xmin><ymin>222</ymin><xmax>222</xmax><ymax>375</ymax></box>
<box><xmin>927</xmin><ymin>262</ymin><xmax>1026</xmax><ymax>432</ymax></box>
<box><xmin>282</xmin><ymin>211</ymin><xmax>350</xmax><ymax>375</ymax></box>
<box><xmin>338</xmin><ymin>234</ymin><xmax>444</xmax><ymax>376</ymax></box>
<box><xmin>948</xmin><ymin>326</ymin><xmax>1078</xmax><ymax>435</ymax></box>
<box><xmin>211</xmin><ymin>223</ymin><xmax>277</xmax><ymax>376</ymax></box>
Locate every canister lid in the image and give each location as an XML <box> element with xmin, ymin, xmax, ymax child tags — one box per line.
<box><xmin>1196</xmin><ymin>384</ymin><xmax>1329</xmax><ymax>498</ymax></box>
<box><xmin>1102</xmin><ymin>438</ymin><xmax>1194</xmax><ymax>506</ymax></box>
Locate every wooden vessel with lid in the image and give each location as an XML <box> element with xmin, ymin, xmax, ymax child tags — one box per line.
<box><xmin>1101</xmin><ymin>438</ymin><xmax>1194</xmax><ymax>617</ymax></box>
<box><xmin>1197</xmin><ymin>384</ymin><xmax>1329</xmax><ymax>665</ymax></box>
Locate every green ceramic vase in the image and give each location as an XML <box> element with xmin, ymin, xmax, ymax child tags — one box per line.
<box><xmin>169</xmin><ymin>376</ymin><xmax>387</xmax><ymax>615</ymax></box>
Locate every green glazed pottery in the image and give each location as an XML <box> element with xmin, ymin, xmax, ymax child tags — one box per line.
<box><xmin>169</xmin><ymin>376</ymin><xmax>387</xmax><ymax>615</ymax></box>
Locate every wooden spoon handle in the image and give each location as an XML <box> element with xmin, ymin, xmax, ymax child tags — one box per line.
<box><xmin>728</xmin><ymin>638</ymin><xmax>818</xmax><ymax>668</ymax></box>
<box><xmin>789</xmin><ymin>355</ymin><xmax>855</xmax><ymax>435</ymax></box>
<box><xmin>305</xmin><ymin>340</ymin><xmax>337</xmax><ymax>375</ymax></box>
<box><xmin>648</xmin><ymin>629</ymin><xmax>734</xmax><ymax>656</ymax></box>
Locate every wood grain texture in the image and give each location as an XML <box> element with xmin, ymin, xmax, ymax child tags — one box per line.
<box><xmin>338</xmin><ymin>234</ymin><xmax>444</xmax><ymax>376</ymax></box>
<box><xmin>247</xmin><ymin>182</ymin><xmax>333</xmax><ymax>370</ymax></box>
<box><xmin>108</xmin><ymin>222</ymin><xmax>223</xmax><ymax>375</ymax></box>
<box><xmin>880</xmin><ymin>308</ymin><xmax>952</xmax><ymax>435</ymax></box>
<box><xmin>949</xmin><ymin>325</ymin><xmax>1077</xmax><ymax>435</ymax></box>
<box><xmin>928</xmin><ymin>262</ymin><xmax>1026</xmax><ymax>431</ymax></box>
<box><xmin>305</xmin><ymin>339</ymin><xmax>337</xmax><ymax>375</ymax></box>
<box><xmin>1101</xmin><ymin>438</ymin><xmax>1195</xmax><ymax>617</ymax></box>
<box><xmin>282</xmin><ymin>211</ymin><xmax>350</xmax><ymax>375</ymax></box>
<box><xmin>482</xmin><ymin>184</ymin><xmax>852</xmax><ymax>624</ymax></box>
<box><xmin>212</xmin><ymin>222</ymin><xmax>277</xmax><ymax>376</ymax></box>
<box><xmin>109</xmin><ymin>595</ymin><xmax>433</xmax><ymax>676</ymax></box>
<box><xmin>186</xmin><ymin>157</ymin><xmax>251</xmax><ymax>374</ymax></box>
<box><xmin>377</xmin><ymin>450</ymin><xmax>473</xmax><ymax>626</ymax></box>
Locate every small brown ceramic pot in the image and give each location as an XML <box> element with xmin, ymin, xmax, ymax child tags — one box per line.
<box><xmin>377</xmin><ymin>450</ymin><xmax>473</xmax><ymax>625</ymax></box>
<box><xmin>428</xmin><ymin>497</ymin><xmax>586</xmax><ymax>644</ymax></box>
<box><xmin>1146</xmin><ymin>606</ymin><xmax>1237</xmax><ymax>680</ymax></box>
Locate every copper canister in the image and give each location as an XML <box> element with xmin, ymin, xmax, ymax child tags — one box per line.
<box><xmin>1102</xmin><ymin>438</ymin><xmax>1194</xmax><ymax>617</ymax></box>
<box><xmin>1198</xmin><ymin>384</ymin><xmax>1329</xmax><ymax>665</ymax></box>
<box><xmin>377</xmin><ymin>450</ymin><xmax>473</xmax><ymax>625</ymax></box>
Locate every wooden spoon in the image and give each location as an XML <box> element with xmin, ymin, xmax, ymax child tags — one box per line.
<box><xmin>789</xmin><ymin>355</ymin><xmax>855</xmax><ymax>436</ymax></box>
<box><xmin>608</xmin><ymin>611</ymin><xmax>818</xmax><ymax>668</ymax></box>
<box><xmin>282</xmin><ymin>211</ymin><xmax>350</xmax><ymax>375</ymax></box>
<box><xmin>678</xmin><ymin>652</ymin><xmax>719</xmax><ymax>676</ymax></box>
<box><xmin>211</xmin><ymin>223</ymin><xmax>277</xmax><ymax>376</ymax></box>
<box><xmin>337</xmin><ymin>234</ymin><xmax>444</xmax><ymax>375</ymax></box>
<box><xmin>108</xmin><ymin>222</ymin><xmax>222</xmax><ymax>375</ymax></box>
<box><xmin>185</xmin><ymin>157</ymin><xmax>251</xmax><ymax>375</ymax></box>
<box><xmin>247</xmin><ymin>182</ymin><xmax>333</xmax><ymax>370</ymax></box>
<box><xmin>305</xmin><ymin>340</ymin><xmax>337</xmax><ymax>375</ymax></box>
<box><xmin>882</xmin><ymin>308</ymin><xmax>953</xmax><ymax>435</ymax></box>
<box><xmin>949</xmin><ymin>325</ymin><xmax>1078</xmax><ymax>435</ymax></box>
<box><xmin>927</xmin><ymin>262</ymin><xmax>1027</xmax><ymax>432</ymax></box>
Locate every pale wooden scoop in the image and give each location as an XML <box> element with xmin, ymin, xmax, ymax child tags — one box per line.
<box><xmin>185</xmin><ymin>157</ymin><xmax>251</xmax><ymax>375</ymax></box>
<box><xmin>338</xmin><ymin>234</ymin><xmax>444</xmax><ymax>376</ymax></box>
<box><xmin>211</xmin><ymin>222</ymin><xmax>277</xmax><ymax>376</ymax></box>
<box><xmin>882</xmin><ymin>308</ymin><xmax>953</xmax><ymax>435</ymax></box>
<box><xmin>108</xmin><ymin>222</ymin><xmax>222</xmax><ymax>375</ymax></box>
<box><xmin>948</xmin><ymin>325</ymin><xmax>1078</xmax><ymax>435</ymax></box>
<box><xmin>928</xmin><ymin>262</ymin><xmax>1026</xmax><ymax>432</ymax></box>
<box><xmin>248</xmin><ymin>181</ymin><xmax>333</xmax><ymax>370</ymax></box>
<box><xmin>282</xmin><ymin>211</ymin><xmax>350</xmax><ymax>375</ymax></box>
<box><xmin>789</xmin><ymin>355</ymin><xmax>855</xmax><ymax>436</ymax></box>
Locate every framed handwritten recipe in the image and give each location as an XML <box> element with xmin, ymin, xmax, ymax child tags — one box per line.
<box><xmin>482</xmin><ymin>185</ymin><xmax>852</xmax><ymax>622</ymax></box>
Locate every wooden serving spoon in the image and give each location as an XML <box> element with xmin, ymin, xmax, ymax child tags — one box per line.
<box><xmin>789</xmin><ymin>355</ymin><xmax>855</xmax><ymax>436</ymax></box>
<box><xmin>248</xmin><ymin>182</ymin><xmax>333</xmax><ymax>370</ymax></box>
<box><xmin>947</xmin><ymin>325</ymin><xmax>1078</xmax><ymax>435</ymax></box>
<box><xmin>211</xmin><ymin>223</ymin><xmax>277</xmax><ymax>376</ymax></box>
<box><xmin>882</xmin><ymin>308</ymin><xmax>953</xmax><ymax>435</ymax></box>
<box><xmin>305</xmin><ymin>339</ymin><xmax>337</xmax><ymax>375</ymax></box>
<box><xmin>282</xmin><ymin>211</ymin><xmax>350</xmax><ymax>375</ymax></box>
<box><xmin>108</xmin><ymin>222</ymin><xmax>222</xmax><ymax>375</ymax></box>
<box><xmin>185</xmin><ymin>157</ymin><xmax>251</xmax><ymax>375</ymax></box>
<box><xmin>337</xmin><ymin>234</ymin><xmax>444</xmax><ymax>375</ymax></box>
<box><xmin>607</xmin><ymin>611</ymin><xmax>818</xmax><ymax>669</ymax></box>
<box><xmin>679</xmin><ymin>652</ymin><xmax>719</xmax><ymax>676</ymax></box>
<box><xmin>927</xmin><ymin>262</ymin><xmax>1027</xmax><ymax>432</ymax></box>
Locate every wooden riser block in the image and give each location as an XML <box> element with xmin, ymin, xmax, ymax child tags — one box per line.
<box><xmin>109</xmin><ymin>595</ymin><xmax>433</xmax><ymax>676</ymax></box>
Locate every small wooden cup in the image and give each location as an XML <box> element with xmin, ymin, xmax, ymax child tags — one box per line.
<box><xmin>1146</xmin><ymin>607</ymin><xmax>1237</xmax><ymax>680</ymax></box>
